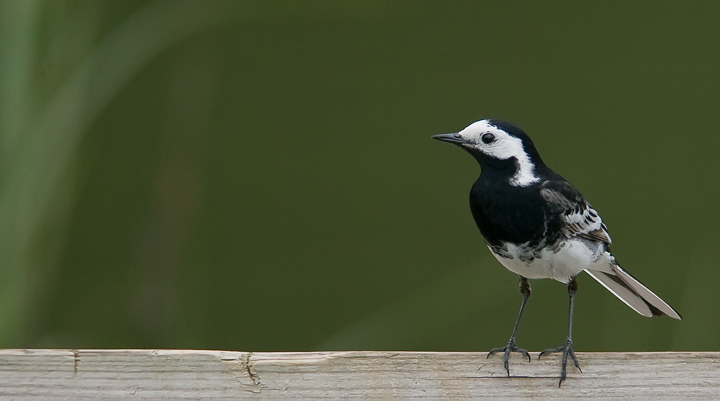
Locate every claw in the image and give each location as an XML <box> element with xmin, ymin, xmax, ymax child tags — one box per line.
<box><xmin>539</xmin><ymin>339</ymin><xmax>581</xmax><ymax>387</ymax></box>
<box><xmin>487</xmin><ymin>340</ymin><xmax>531</xmax><ymax>376</ymax></box>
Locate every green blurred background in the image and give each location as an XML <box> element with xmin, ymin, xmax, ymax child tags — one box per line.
<box><xmin>1</xmin><ymin>0</ymin><xmax>718</xmax><ymax>353</ymax></box>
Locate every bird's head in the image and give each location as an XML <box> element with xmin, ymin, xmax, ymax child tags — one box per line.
<box><xmin>432</xmin><ymin>119</ymin><xmax>544</xmax><ymax>186</ymax></box>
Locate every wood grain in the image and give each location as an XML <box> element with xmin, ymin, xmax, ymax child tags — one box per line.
<box><xmin>0</xmin><ymin>350</ymin><xmax>717</xmax><ymax>399</ymax></box>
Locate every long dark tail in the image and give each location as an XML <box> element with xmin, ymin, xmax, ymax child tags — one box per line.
<box><xmin>586</xmin><ymin>263</ymin><xmax>681</xmax><ymax>320</ymax></box>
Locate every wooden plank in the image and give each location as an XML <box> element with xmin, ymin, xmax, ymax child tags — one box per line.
<box><xmin>0</xmin><ymin>350</ymin><xmax>718</xmax><ymax>399</ymax></box>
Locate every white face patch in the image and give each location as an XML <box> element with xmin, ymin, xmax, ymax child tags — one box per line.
<box><xmin>458</xmin><ymin>120</ymin><xmax>539</xmax><ymax>186</ymax></box>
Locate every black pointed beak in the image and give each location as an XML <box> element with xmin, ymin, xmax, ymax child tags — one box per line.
<box><xmin>432</xmin><ymin>132</ymin><xmax>464</xmax><ymax>144</ymax></box>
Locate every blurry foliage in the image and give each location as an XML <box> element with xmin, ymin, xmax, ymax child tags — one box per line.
<box><xmin>0</xmin><ymin>0</ymin><xmax>718</xmax><ymax>352</ymax></box>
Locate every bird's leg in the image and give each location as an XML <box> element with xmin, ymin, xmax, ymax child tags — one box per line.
<box><xmin>539</xmin><ymin>276</ymin><xmax>582</xmax><ymax>387</ymax></box>
<box><xmin>487</xmin><ymin>275</ymin><xmax>531</xmax><ymax>376</ymax></box>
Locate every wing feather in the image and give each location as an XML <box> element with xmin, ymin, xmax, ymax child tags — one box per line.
<box><xmin>539</xmin><ymin>180</ymin><xmax>611</xmax><ymax>244</ymax></box>
<box><xmin>540</xmin><ymin>180</ymin><xmax>682</xmax><ymax>320</ymax></box>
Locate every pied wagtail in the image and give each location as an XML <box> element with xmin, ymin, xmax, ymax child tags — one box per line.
<box><xmin>433</xmin><ymin>119</ymin><xmax>681</xmax><ymax>386</ymax></box>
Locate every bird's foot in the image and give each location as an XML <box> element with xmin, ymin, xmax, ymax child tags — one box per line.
<box><xmin>487</xmin><ymin>339</ymin><xmax>531</xmax><ymax>376</ymax></box>
<box><xmin>539</xmin><ymin>339</ymin><xmax>581</xmax><ymax>387</ymax></box>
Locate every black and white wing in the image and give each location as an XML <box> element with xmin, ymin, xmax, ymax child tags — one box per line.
<box><xmin>540</xmin><ymin>179</ymin><xmax>681</xmax><ymax>320</ymax></box>
<box><xmin>539</xmin><ymin>180</ymin><xmax>611</xmax><ymax>245</ymax></box>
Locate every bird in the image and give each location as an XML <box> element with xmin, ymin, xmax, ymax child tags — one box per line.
<box><xmin>432</xmin><ymin>119</ymin><xmax>681</xmax><ymax>386</ymax></box>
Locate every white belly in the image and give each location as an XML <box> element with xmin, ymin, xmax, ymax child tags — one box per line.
<box><xmin>489</xmin><ymin>238</ymin><xmax>612</xmax><ymax>283</ymax></box>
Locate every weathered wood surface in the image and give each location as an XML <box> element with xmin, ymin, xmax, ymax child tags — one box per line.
<box><xmin>0</xmin><ymin>350</ymin><xmax>718</xmax><ymax>400</ymax></box>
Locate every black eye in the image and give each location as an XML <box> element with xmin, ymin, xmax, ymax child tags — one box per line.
<box><xmin>481</xmin><ymin>133</ymin><xmax>495</xmax><ymax>144</ymax></box>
